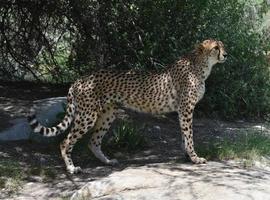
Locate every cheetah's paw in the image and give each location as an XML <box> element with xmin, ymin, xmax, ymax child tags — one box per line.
<box><xmin>67</xmin><ymin>166</ymin><xmax>82</xmax><ymax>174</ymax></box>
<box><xmin>107</xmin><ymin>159</ymin><xmax>119</xmax><ymax>166</ymax></box>
<box><xmin>191</xmin><ymin>156</ymin><xmax>207</xmax><ymax>164</ymax></box>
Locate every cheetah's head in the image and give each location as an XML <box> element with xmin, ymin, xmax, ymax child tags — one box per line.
<box><xmin>197</xmin><ymin>39</ymin><xmax>227</xmax><ymax>64</ymax></box>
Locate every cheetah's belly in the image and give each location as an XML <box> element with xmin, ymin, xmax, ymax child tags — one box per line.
<box><xmin>197</xmin><ymin>84</ymin><xmax>205</xmax><ymax>101</ymax></box>
<box><xmin>116</xmin><ymin>92</ymin><xmax>176</xmax><ymax>114</ymax></box>
<box><xmin>120</xmin><ymin>97</ymin><xmax>175</xmax><ymax>114</ymax></box>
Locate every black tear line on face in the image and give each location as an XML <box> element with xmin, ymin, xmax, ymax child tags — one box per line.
<box><xmin>217</xmin><ymin>47</ymin><xmax>221</xmax><ymax>61</ymax></box>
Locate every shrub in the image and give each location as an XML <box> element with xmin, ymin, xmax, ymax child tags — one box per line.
<box><xmin>194</xmin><ymin>0</ymin><xmax>270</xmax><ymax>119</ymax></box>
<box><xmin>2</xmin><ymin>0</ymin><xmax>269</xmax><ymax>119</ymax></box>
<box><xmin>104</xmin><ymin>120</ymin><xmax>147</xmax><ymax>153</ymax></box>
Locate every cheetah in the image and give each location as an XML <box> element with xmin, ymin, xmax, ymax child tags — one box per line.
<box><xmin>28</xmin><ymin>39</ymin><xmax>227</xmax><ymax>174</ymax></box>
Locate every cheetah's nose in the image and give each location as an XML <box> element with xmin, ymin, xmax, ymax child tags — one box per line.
<box><xmin>223</xmin><ymin>53</ymin><xmax>228</xmax><ymax>58</ymax></box>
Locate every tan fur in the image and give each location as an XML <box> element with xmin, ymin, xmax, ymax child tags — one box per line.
<box><xmin>29</xmin><ymin>39</ymin><xmax>227</xmax><ymax>174</ymax></box>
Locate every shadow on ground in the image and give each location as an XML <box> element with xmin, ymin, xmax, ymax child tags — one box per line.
<box><xmin>0</xmin><ymin>81</ymin><xmax>269</xmax><ymax>199</ymax></box>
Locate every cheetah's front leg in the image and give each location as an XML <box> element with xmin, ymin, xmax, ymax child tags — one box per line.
<box><xmin>178</xmin><ymin>105</ymin><xmax>206</xmax><ymax>164</ymax></box>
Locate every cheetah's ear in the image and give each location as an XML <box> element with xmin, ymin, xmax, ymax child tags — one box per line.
<box><xmin>195</xmin><ymin>43</ymin><xmax>205</xmax><ymax>55</ymax></box>
<box><xmin>202</xmin><ymin>39</ymin><xmax>212</xmax><ymax>45</ymax></box>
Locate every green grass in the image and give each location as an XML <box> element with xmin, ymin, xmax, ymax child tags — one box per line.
<box><xmin>0</xmin><ymin>159</ymin><xmax>57</xmax><ymax>195</ymax></box>
<box><xmin>104</xmin><ymin>120</ymin><xmax>148</xmax><ymax>153</ymax></box>
<box><xmin>0</xmin><ymin>160</ymin><xmax>24</xmax><ymax>193</ymax></box>
<box><xmin>28</xmin><ymin>167</ymin><xmax>57</xmax><ymax>182</ymax></box>
<box><xmin>197</xmin><ymin>131</ymin><xmax>270</xmax><ymax>166</ymax></box>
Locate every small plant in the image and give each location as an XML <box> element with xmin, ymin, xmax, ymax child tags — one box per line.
<box><xmin>104</xmin><ymin>120</ymin><xmax>147</xmax><ymax>153</ymax></box>
<box><xmin>0</xmin><ymin>159</ymin><xmax>58</xmax><ymax>195</ymax></box>
<box><xmin>197</xmin><ymin>130</ymin><xmax>270</xmax><ymax>167</ymax></box>
<box><xmin>0</xmin><ymin>160</ymin><xmax>24</xmax><ymax>194</ymax></box>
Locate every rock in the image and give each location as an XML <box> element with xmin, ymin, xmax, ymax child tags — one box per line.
<box><xmin>113</xmin><ymin>152</ymin><xmax>124</xmax><ymax>158</ymax></box>
<box><xmin>39</xmin><ymin>157</ymin><xmax>47</xmax><ymax>165</ymax></box>
<box><xmin>153</xmin><ymin>125</ymin><xmax>161</xmax><ymax>131</ymax></box>
<box><xmin>0</xmin><ymin>97</ymin><xmax>66</xmax><ymax>142</ymax></box>
<box><xmin>71</xmin><ymin>162</ymin><xmax>270</xmax><ymax>200</ymax></box>
<box><xmin>0</xmin><ymin>118</ymin><xmax>31</xmax><ymax>141</ymax></box>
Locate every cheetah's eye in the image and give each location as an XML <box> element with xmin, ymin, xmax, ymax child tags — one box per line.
<box><xmin>213</xmin><ymin>46</ymin><xmax>219</xmax><ymax>50</ymax></box>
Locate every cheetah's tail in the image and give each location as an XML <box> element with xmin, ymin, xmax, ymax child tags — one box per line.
<box><xmin>27</xmin><ymin>86</ymin><xmax>76</xmax><ymax>137</ymax></box>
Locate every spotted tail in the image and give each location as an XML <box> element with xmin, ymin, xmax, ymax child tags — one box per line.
<box><xmin>27</xmin><ymin>86</ymin><xmax>76</xmax><ymax>137</ymax></box>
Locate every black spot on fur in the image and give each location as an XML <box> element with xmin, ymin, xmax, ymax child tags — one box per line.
<box><xmin>40</xmin><ymin>127</ymin><xmax>45</xmax><ymax>134</ymax></box>
<box><xmin>30</xmin><ymin>121</ymin><xmax>38</xmax><ymax>129</ymax></box>
<box><xmin>79</xmin><ymin>131</ymin><xmax>84</xmax><ymax>135</ymax></box>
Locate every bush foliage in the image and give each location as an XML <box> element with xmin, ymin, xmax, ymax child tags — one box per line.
<box><xmin>0</xmin><ymin>0</ymin><xmax>269</xmax><ymax>118</ymax></box>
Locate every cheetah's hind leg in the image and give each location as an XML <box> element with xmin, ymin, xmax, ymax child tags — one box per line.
<box><xmin>60</xmin><ymin>111</ymin><xmax>98</xmax><ymax>174</ymax></box>
<box><xmin>88</xmin><ymin>104</ymin><xmax>118</xmax><ymax>165</ymax></box>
